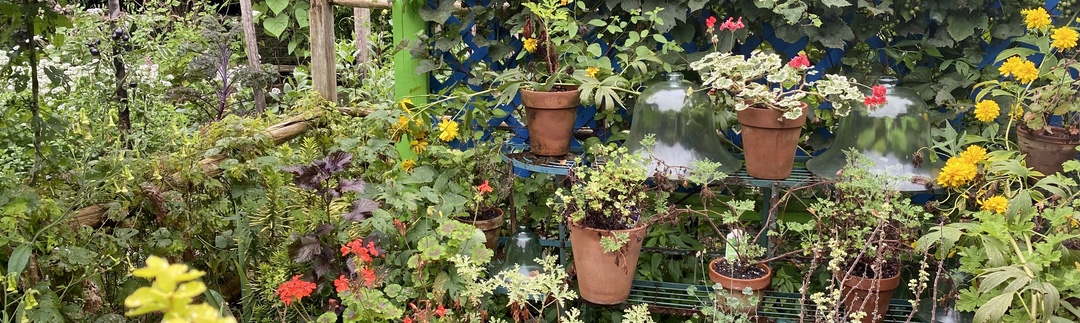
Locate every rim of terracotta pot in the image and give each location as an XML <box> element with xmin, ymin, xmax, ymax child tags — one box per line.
<box><xmin>457</xmin><ymin>208</ymin><xmax>504</xmax><ymax>231</ymax></box>
<box><xmin>736</xmin><ymin>103</ymin><xmax>809</xmax><ymax>129</ymax></box>
<box><xmin>1017</xmin><ymin>125</ymin><xmax>1080</xmax><ymax>145</ymax></box>
<box><xmin>568</xmin><ymin>219</ymin><xmax>648</xmax><ymax>234</ymax></box>
<box><xmin>520</xmin><ymin>87</ymin><xmax>581</xmax><ymax>110</ymax></box>
<box><xmin>837</xmin><ymin>268</ymin><xmax>901</xmax><ymax>291</ymax></box>
<box><xmin>708</xmin><ymin>258</ymin><xmax>772</xmax><ymax>291</ymax></box>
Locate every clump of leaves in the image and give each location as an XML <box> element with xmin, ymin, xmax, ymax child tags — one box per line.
<box><xmin>170</xmin><ymin>16</ymin><xmax>271</xmax><ymax>120</ymax></box>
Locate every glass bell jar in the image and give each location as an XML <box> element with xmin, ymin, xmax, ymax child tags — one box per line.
<box><xmin>493</xmin><ymin>225</ymin><xmax>545</xmax><ymax>298</ymax></box>
<box><xmin>624</xmin><ymin>72</ymin><xmax>742</xmax><ymax>176</ymax></box>
<box><xmin>806</xmin><ymin>76</ymin><xmax>942</xmax><ymax>192</ymax></box>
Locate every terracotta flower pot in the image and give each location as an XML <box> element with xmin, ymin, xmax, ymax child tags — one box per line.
<box><xmin>521</xmin><ymin>88</ymin><xmax>580</xmax><ymax>156</ymax></box>
<box><xmin>708</xmin><ymin>258</ymin><xmax>772</xmax><ymax>314</ymax></box>
<box><xmin>838</xmin><ymin>269</ymin><xmax>901</xmax><ymax>323</ymax></box>
<box><xmin>569</xmin><ymin>221</ymin><xmax>648</xmax><ymax>305</ymax></box>
<box><xmin>1016</xmin><ymin>125</ymin><xmax>1079</xmax><ymax>176</ymax></box>
<box><xmin>737</xmin><ymin>104</ymin><xmax>809</xmax><ymax>180</ymax></box>
<box><xmin>457</xmin><ymin>208</ymin><xmax>504</xmax><ymax>251</ymax></box>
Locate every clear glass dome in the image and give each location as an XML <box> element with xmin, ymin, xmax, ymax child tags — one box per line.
<box><xmin>806</xmin><ymin>76</ymin><xmax>942</xmax><ymax>192</ymax></box>
<box><xmin>624</xmin><ymin>72</ymin><xmax>742</xmax><ymax>177</ymax></box>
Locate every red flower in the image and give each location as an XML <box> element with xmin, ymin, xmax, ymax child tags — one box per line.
<box><xmin>361</xmin><ymin>268</ymin><xmax>377</xmax><ymax>287</ymax></box>
<box><xmin>864</xmin><ymin>85</ymin><xmax>888</xmax><ymax>108</ymax></box>
<box><xmin>872</xmin><ymin>85</ymin><xmax>887</xmax><ymax>98</ymax></box>
<box><xmin>367</xmin><ymin>241</ymin><xmax>380</xmax><ymax>257</ymax></box>
<box><xmin>276</xmin><ymin>275</ymin><xmax>316</xmax><ymax>306</ymax></box>
<box><xmin>334</xmin><ymin>274</ymin><xmax>350</xmax><ymax>293</ymax></box>
<box><xmin>705</xmin><ymin>16</ymin><xmax>717</xmax><ymax>29</ymax></box>
<box><xmin>342</xmin><ymin>239</ymin><xmax>379</xmax><ymax>263</ymax></box>
<box><xmin>788</xmin><ymin>53</ymin><xmax>811</xmax><ymax>69</ymax></box>
<box><xmin>477</xmin><ymin>180</ymin><xmax>493</xmax><ymax>194</ymax></box>
<box><xmin>436</xmin><ymin>304</ymin><xmax>447</xmax><ymax>317</ymax></box>
<box><xmin>403</xmin><ymin>318</ymin><xmax>413</xmax><ymax>323</ymax></box>
<box><xmin>719</xmin><ymin>17</ymin><xmax>745</xmax><ymax>31</ymax></box>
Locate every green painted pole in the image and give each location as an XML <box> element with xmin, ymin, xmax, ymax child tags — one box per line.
<box><xmin>392</xmin><ymin>0</ymin><xmax>428</xmax><ymax>104</ymax></box>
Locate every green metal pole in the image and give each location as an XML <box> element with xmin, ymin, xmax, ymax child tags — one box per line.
<box><xmin>392</xmin><ymin>0</ymin><xmax>428</xmax><ymax>104</ymax></box>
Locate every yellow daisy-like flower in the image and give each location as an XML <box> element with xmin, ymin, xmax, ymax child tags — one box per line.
<box><xmin>937</xmin><ymin>157</ymin><xmax>978</xmax><ymax>189</ymax></box>
<box><xmin>401</xmin><ymin>158</ymin><xmax>417</xmax><ymax>172</ymax></box>
<box><xmin>1051</xmin><ymin>27</ymin><xmax>1079</xmax><ymax>51</ymax></box>
<box><xmin>958</xmin><ymin>145</ymin><xmax>988</xmax><ymax>165</ymax></box>
<box><xmin>980</xmin><ymin>195</ymin><xmax>1008</xmax><ymax>214</ymax></box>
<box><xmin>523</xmin><ymin>38</ymin><xmax>538</xmax><ymax>53</ymax></box>
<box><xmin>1021</xmin><ymin>7</ymin><xmax>1051</xmax><ymax>30</ymax></box>
<box><xmin>399</xmin><ymin>97</ymin><xmax>413</xmax><ymax>111</ymax></box>
<box><xmin>437</xmin><ymin>119</ymin><xmax>459</xmax><ymax>142</ymax></box>
<box><xmin>395</xmin><ymin>116</ymin><xmax>411</xmax><ymax>131</ymax></box>
<box><xmin>1011</xmin><ymin>104</ymin><xmax>1024</xmax><ymax>120</ymax></box>
<box><xmin>973</xmin><ymin>100</ymin><xmax>1000</xmax><ymax>122</ymax></box>
<box><xmin>999</xmin><ymin>56</ymin><xmax>1038</xmax><ymax>84</ymax></box>
<box><xmin>586</xmin><ymin>66</ymin><xmax>600</xmax><ymax>78</ymax></box>
<box><xmin>410</xmin><ymin>139</ymin><xmax>428</xmax><ymax>154</ymax></box>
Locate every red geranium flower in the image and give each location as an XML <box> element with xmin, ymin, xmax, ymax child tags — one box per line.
<box><xmin>403</xmin><ymin>317</ymin><xmax>413</xmax><ymax>323</ymax></box>
<box><xmin>277</xmin><ymin>275</ymin><xmax>316</xmax><ymax>306</ymax></box>
<box><xmin>361</xmin><ymin>268</ymin><xmax>377</xmax><ymax>287</ymax></box>
<box><xmin>864</xmin><ymin>85</ymin><xmax>888</xmax><ymax>108</ymax></box>
<box><xmin>788</xmin><ymin>53</ymin><xmax>811</xmax><ymax>69</ymax></box>
<box><xmin>705</xmin><ymin>16</ymin><xmax>717</xmax><ymax>29</ymax></box>
<box><xmin>334</xmin><ymin>274</ymin><xmax>350</xmax><ymax>293</ymax></box>
<box><xmin>477</xmin><ymin>180</ymin><xmax>493</xmax><ymax>194</ymax></box>
<box><xmin>436</xmin><ymin>304</ymin><xmax>447</xmax><ymax>317</ymax></box>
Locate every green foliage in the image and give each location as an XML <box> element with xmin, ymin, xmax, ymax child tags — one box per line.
<box><xmin>124</xmin><ymin>256</ymin><xmax>236</xmax><ymax>323</ymax></box>
<box><xmin>552</xmin><ymin>143</ymin><xmax>664</xmax><ymax>230</ymax></box>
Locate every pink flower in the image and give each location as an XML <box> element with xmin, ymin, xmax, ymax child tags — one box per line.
<box><xmin>705</xmin><ymin>16</ymin><xmax>717</xmax><ymax>29</ymax></box>
<box><xmin>788</xmin><ymin>53</ymin><xmax>810</xmax><ymax>69</ymax></box>
<box><xmin>872</xmin><ymin>85</ymin><xmax>887</xmax><ymax>98</ymax></box>
<box><xmin>719</xmin><ymin>17</ymin><xmax>745</xmax><ymax>31</ymax></box>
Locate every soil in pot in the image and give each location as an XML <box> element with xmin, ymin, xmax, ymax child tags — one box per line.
<box><xmin>1016</xmin><ymin>125</ymin><xmax>1080</xmax><ymax>176</ymax></box>
<box><xmin>570</xmin><ymin>222</ymin><xmax>647</xmax><ymax>305</ymax></box>
<box><xmin>456</xmin><ymin>208</ymin><xmax>504</xmax><ymax>251</ymax></box>
<box><xmin>522</xmin><ymin>86</ymin><xmax>580</xmax><ymax>157</ymax></box>
<box><xmin>839</xmin><ymin>261</ymin><xmax>902</xmax><ymax>323</ymax></box>
<box><xmin>708</xmin><ymin>258</ymin><xmax>772</xmax><ymax>315</ymax></box>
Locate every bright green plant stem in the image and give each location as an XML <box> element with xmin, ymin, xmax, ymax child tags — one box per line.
<box><xmin>393</xmin><ymin>0</ymin><xmax>428</xmax><ymax>103</ymax></box>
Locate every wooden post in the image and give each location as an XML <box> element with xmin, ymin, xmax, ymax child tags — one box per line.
<box><xmin>354</xmin><ymin>8</ymin><xmax>371</xmax><ymax>64</ymax></box>
<box><xmin>239</xmin><ymin>0</ymin><xmax>267</xmax><ymax>112</ymax></box>
<box><xmin>392</xmin><ymin>0</ymin><xmax>428</xmax><ymax>103</ymax></box>
<box><xmin>309</xmin><ymin>0</ymin><xmax>338</xmax><ymax>103</ymax></box>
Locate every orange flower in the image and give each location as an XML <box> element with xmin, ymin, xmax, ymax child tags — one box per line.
<box><xmin>277</xmin><ymin>275</ymin><xmax>316</xmax><ymax>306</ymax></box>
<box><xmin>404</xmin><ymin>317</ymin><xmax>413</xmax><ymax>323</ymax></box>
<box><xmin>477</xmin><ymin>180</ymin><xmax>493</xmax><ymax>194</ymax></box>
<box><xmin>436</xmin><ymin>304</ymin><xmax>447</xmax><ymax>317</ymax></box>
<box><xmin>334</xmin><ymin>274</ymin><xmax>350</xmax><ymax>293</ymax></box>
<box><xmin>361</xmin><ymin>268</ymin><xmax>377</xmax><ymax>287</ymax></box>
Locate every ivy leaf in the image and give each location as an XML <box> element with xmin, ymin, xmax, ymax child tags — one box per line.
<box><xmin>946</xmin><ymin>15</ymin><xmax>986</xmax><ymax>42</ymax></box>
<box><xmin>819</xmin><ymin>0</ymin><xmax>851</xmax><ymax>7</ymax></box>
<box><xmin>266</xmin><ymin>0</ymin><xmax>288</xmax><ymax>15</ymax></box>
<box><xmin>418</xmin><ymin>0</ymin><xmax>456</xmax><ymax>24</ymax></box>
<box><xmin>263</xmin><ymin>14</ymin><xmax>289</xmax><ymax>38</ymax></box>
<box><xmin>345</xmin><ymin>199</ymin><xmax>381</xmax><ymax>222</ymax></box>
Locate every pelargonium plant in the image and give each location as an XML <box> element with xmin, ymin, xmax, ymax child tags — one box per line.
<box><xmin>690</xmin><ymin>49</ymin><xmax>885</xmax><ymax>120</ymax></box>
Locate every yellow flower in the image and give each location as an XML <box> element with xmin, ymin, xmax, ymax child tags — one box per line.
<box><xmin>410</xmin><ymin>139</ymin><xmax>428</xmax><ymax>154</ymax></box>
<box><xmin>1011</xmin><ymin>104</ymin><xmax>1024</xmax><ymax>120</ymax></box>
<box><xmin>999</xmin><ymin>56</ymin><xmax>1038</xmax><ymax>84</ymax></box>
<box><xmin>560</xmin><ymin>0</ymin><xmax>570</xmax><ymax>5</ymax></box>
<box><xmin>586</xmin><ymin>66</ymin><xmax>600</xmax><ymax>78</ymax></box>
<box><xmin>973</xmin><ymin>100</ymin><xmax>1000</xmax><ymax>122</ymax></box>
<box><xmin>980</xmin><ymin>195</ymin><xmax>1008</xmax><ymax>214</ymax></box>
<box><xmin>1021</xmin><ymin>7</ymin><xmax>1051</xmax><ymax>30</ymax></box>
<box><xmin>395</xmin><ymin>116</ymin><xmax>410</xmax><ymax>132</ymax></box>
<box><xmin>937</xmin><ymin>157</ymin><xmax>978</xmax><ymax>189</ymax></box>
<box><xmin>1051</xmin><ymin>27</ymin><xmax>1079</xmax><ymax>51</ymax></box>
<box><xmin>401</xmin><ymin>158</ymin><xmax>416</xmax><ymax>172</ymax></box>
<box><xmin>958</xmin><ymin>145</ymin><xmax>988</xmax><ymax>164</ymax></box>
<box><xmin>437</xmin><ymin>119</ymin><xmax>459</xmax><ymax>142</ymax></box>
<box><xmin>399</xmin><ymin>97</ymin><xmax>413</xmax><ymax>111</ymax></box>
<box><xmin>523</xmin><ymin>38</ymin><xmax>538</xmax><ymax>53</ymax></box>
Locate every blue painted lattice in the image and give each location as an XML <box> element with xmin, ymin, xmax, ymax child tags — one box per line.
<box><xmin>425</xmin><ymin>0</ymin><xmax>1065</xmax><ymax>157</ymax></box>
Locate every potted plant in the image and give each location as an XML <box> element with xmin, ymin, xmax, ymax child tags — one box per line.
<box><xmin>491</xmin><ymin>0</ymin><xmax>677</xmax><ymax>156</ymax></box>
<box><xmin>972</xmin><ymin>7</ymin><xmax>1080</xmax><ymax>176</ymax></box>
<box><xmin>675</xmin><ymin>158</ymin><xmax>781</xmax><ymax>315</ymax></box>
<box><xmin>438</xmin><ymin>142</ymin><xmax>509</xmax><ymax>251</ymax></box>
<box><xmin>690</xmin><ymin>50</ymin><xmax>884</xmax><ymax>179</ymax></box>
<box><xmin>793</xmin><ymin>150</ymin><xmax>931</xmax><ymax>323</ymax></box>
<box><xmin>551</xmin><ymin>143</ymin><xmax>670</xmax><ymax>304</ymax></box>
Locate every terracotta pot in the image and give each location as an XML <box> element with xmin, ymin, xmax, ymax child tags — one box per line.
<box><xmin>838</xmin><ymin>269</ymin><xmax>901</xmax><ymax>323</ymax></box>
<box><xmin>1016</xmin><ymin>125</ymin><xmax>1080</xmax><ymax>176</ymax></box>
<box><xmin>737</xmin><ymin>104</ymin><xmax>808</xmax><ymax>179</ymax></box>
<box><xmin>569</xmin><ymin>221</ymin><xmax>648</xmax><ymax>305</ymax></box>
<box><xmin>457</xmin><ymin>208</ymin><xmax>504</xmax><ymax>251</ymax></box>
<box><xmin>708</xmin><ymin>258</ymin><xmax>772</xmax><ymax>314</ymax></box>
<box><xmin>521</xmin><ymin>88</ymin><xmax>580</xmax><ymax>156</ymax></box>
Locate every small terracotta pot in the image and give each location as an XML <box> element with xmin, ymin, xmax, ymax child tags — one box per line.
<box><xmin>736</xmin><ymin>104</ymin><xmax>809</xmax><ymax>180</ymax></box>
<box><xmin>708</xmin><ymin>258</ymin><xmax>772</xmax><ymax>314</ymax></box>
<box><xmin>1016</xmin><ymin>125</ymin><xmax>1079</xmax><ymax>176</ymax></box>
<box><xmin>521</xmin><ymin>88</ymin><xmax>580</xmax><ymax>156</ymax></box>
<box><xmin>570</xmin><ymin>221</ymin><xmax>648</xmax><ymax>305</ymax></box>
<box><xmin>457</xmin><ymin>208</ymin><xmax>504</xmax><ymax>251</ymax></box>
<box><xmin>838</xmin><ymin>269</ymin><xmax>901</xmax><ymax>323</ymax></box>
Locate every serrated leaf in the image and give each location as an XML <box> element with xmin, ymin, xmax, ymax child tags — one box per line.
<box><xmin>974</xmin><ymin>292</ymin><xmax>1012</xmax><ymax>323</ymax></box>
<box><xmin>291</xmin><ymin>236</ymin><xmax>321</xmax><ymax>263</ymax></box>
